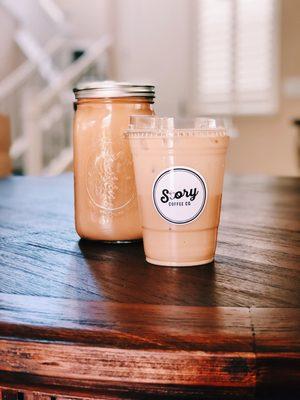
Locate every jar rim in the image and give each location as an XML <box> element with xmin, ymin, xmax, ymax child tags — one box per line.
<box><xmin>73</xmin><ymin>80</ymin><xmax>155</xmax><ymax>99</ymax></box>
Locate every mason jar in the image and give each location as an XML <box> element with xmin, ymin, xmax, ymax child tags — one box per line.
<box><xmin>73</xmin><ymin>81</ymin><xmax>155</xmax><ymax>241</ymax></box>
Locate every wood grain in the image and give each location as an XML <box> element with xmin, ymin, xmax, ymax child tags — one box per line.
<box><xmin>0</xmin><ymin>175</ymin><xmax>299</xmax><ymax>307</ymax></box>
<box><xmin>0</xmin><ymin>174</ymin><xmax>299</xmax><ymax>398</ymax></box>
<box><xmin>0</xmin><ymin>383</ymin><xmax>254</xmax><ymax>400</ymax></box>
<box><xmin>0</xmin><ymin>294</ymin><xmax>253</xmax><ymax>351</ymax></box>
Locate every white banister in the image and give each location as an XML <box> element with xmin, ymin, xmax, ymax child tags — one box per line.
<box><xmin>15</xmin><ymin>28</ymin><xmax>59</xmax><ymax>83</ymax></box>
<box><xmin>10</xmin><ymin>136</ymin><xmax>28</xmax><ymax>159</ymax></box>
<box><xmin>0</xmin><ymin>36</ymin><xmax>65</xmax><ymax>101</ymax></box>
<box><xmin>4</xmin><ymin>34</ymin><xmax>112</xmax><ymax>174</ymax></box>
<box><xmin>35</xmin><ymin>35</ymin><xmax>112</xmax><ymax>110</ymax></box>
<box><xmin>38</xmin><ymin>0</ymin><xmax>66</xmax><ymax>27</ymax></box>
<box><xmin>43</xmin><ymin>146</ymin><xmax>73</xmax><ymax>176</ymax></box>
<box><xmin>0</xmin><ymin>0</ymin><xmax>112</xmax><ymax>176</ymax></box>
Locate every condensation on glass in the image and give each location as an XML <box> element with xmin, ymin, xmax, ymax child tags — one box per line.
<box><xmin>73</xmin><ymin>81</ymin><xmax>155</xmax><ymax>241</ymax></box>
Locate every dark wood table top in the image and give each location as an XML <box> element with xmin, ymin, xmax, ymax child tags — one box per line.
<box><xmin>0</xmin><ymin>174</ymin><xmax>299</xmax><ymax>399</ymax></box>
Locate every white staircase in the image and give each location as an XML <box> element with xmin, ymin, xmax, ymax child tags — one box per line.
<box><xmin>0</xmin><ymin>0</ymin><xmax>112</xmax><ymax>175</ymax></box>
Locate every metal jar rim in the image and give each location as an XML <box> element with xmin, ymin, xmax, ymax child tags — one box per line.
<box><xmin>73</xmin><ymin>81</ymin><xmax>155</xmax><ymax>99</ymax></box>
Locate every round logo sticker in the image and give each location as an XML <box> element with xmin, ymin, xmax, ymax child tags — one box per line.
<box><xmin>152</xmin><ymin>166</ymin><xmax>207</xmax><ymax>224</ymax></box>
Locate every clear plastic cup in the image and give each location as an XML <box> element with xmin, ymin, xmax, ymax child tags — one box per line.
<box><xmin>125</xmin><ymin>116</ymin><xmax>229</xmax><ymax>267</ymax></box>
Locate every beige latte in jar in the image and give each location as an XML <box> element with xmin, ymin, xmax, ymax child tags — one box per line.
<box><xmin>73</xmin><ymin>81</ymin><xmax>155</xmax><ymax>241</ymax></box>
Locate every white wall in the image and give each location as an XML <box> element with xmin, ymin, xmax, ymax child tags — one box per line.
<box><xmin>113</xmin><ymin>0</ymin><xmax>191</xmax><ymax>116</ymax></box>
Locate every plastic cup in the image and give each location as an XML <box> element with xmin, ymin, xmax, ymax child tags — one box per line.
<box><xmin>125</xmin><ymin>116</ymin><xmax>229</xmax><ymax>267</ymax></box>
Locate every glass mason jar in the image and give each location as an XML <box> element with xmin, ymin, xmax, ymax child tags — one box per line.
<box><xmin>73</xmin><ymin>81</ymin><xmax>155</xmax><ymax>241</ymax></box>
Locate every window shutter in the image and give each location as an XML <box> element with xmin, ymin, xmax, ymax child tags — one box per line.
<box><xmin>194</xmin><ymin>0</ymin><xmax>279</xmax><ymax>115</ymax></box>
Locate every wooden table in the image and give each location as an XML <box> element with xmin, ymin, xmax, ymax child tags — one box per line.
<box><xmin>0</xmin><ymin>174</ymin><xmax>299</xmax><ymax>399</ymax></box>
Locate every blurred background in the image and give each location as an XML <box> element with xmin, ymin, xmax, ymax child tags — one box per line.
<box><xmin>0</xmin><ymin>0</ymin><xmax>299</xmax><ymax>177</ymax></box>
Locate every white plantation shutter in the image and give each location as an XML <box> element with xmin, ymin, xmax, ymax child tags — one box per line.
<box><xmin>194</xmin><ymin>0</ymin><xmax>279</xmax><ymax>115</ymax></box>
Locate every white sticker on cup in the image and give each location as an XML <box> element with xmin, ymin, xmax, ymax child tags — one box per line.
<box><xmin>152</xmin><ymin>166</ymin><xmax>207</xmax><ymax>224</ymax></box>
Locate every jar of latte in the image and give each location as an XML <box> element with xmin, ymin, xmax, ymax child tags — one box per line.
<box><xmin>73</xmin><ymin>81</ymin><xmax>155</xmax><ymax>241</ymax></box>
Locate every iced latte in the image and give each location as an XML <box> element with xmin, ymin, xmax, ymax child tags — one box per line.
<box><xmin>126</xmin><ymin>117</ymin><xmax>229</xmax><ymax>266</ymax></box>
